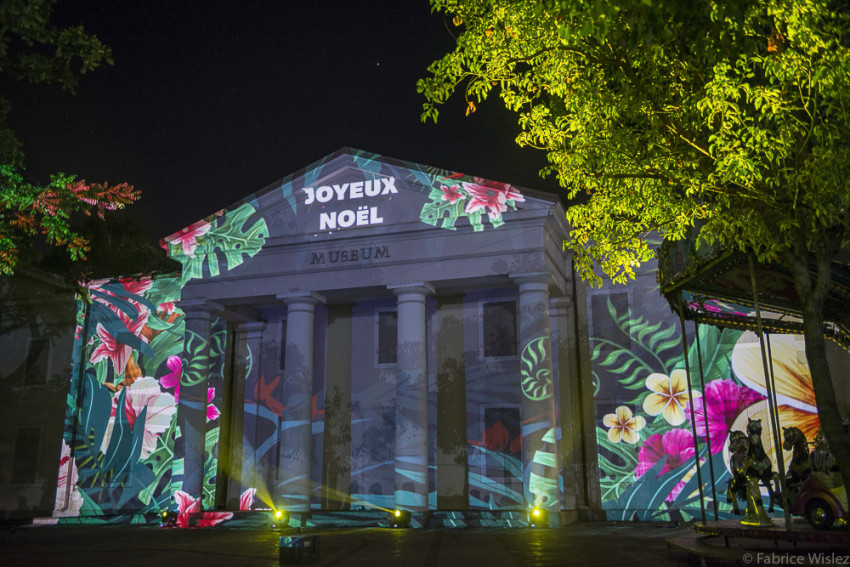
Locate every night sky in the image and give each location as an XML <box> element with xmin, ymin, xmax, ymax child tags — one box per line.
<box><xmin>7</xmin><ymin>0</ymin><xmax>561</xmax><ymax>242</ymax></box>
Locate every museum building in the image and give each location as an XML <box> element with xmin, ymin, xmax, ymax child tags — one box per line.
<box><xmin>34</xmin><ymin>148</ymin><xmax>602</xmax><ymax>526</ymax></box>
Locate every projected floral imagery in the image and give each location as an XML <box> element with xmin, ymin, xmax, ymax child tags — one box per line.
<box><xmin>592</xmin><ymin>296</ymin><xmax>820</xmax><ymax>521</ymax></box>
<box><xmin>48</xmin><ymin>149</ymin><xmax>822</xmax><ymax>525</ymax></box>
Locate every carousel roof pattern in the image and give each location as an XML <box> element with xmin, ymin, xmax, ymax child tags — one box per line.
<box><xmin>657</xmin><ymin>238</ymin><xmax>850</xmax><ymax>349</ymax></box>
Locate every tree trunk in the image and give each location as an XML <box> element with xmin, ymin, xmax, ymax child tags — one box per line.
<box><xmin>785</xmin><ymin>247</ymin><xmax>850</xmax><ymax>498</ymax></box>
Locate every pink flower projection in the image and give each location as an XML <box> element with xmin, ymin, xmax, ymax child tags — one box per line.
<box><xmin>164</xmin><ymin>219</ymin><xmax>212</xmax><ymax>257</ymax></box>
<box><xmin>173</xmin><ymin>490</ymin><xmax>232</xmax><ymax>528</ymax></box>
<box><xmin>89</xmin><ymin>310</ymin><xmax>150</xmax><ymax>375</ymax></box>
<box><xmin>157</xmin><ymin>358</ymin><xmax>219</xmax><ymax>421</ymax></box>
<box><xmin>168</xmin><ymin>488</ymin><xmax>256</xmax><ymax>527</ymax></box>
<box><xmin>635</xmin><ymin>429</ymin><xmax>696</xmax><ymax>478</ymax></box>
<box><xmin>685</xmin><ymin>379</ymin><xmax>764</xmax><ymax>453</ymax></box>
<box><xmin>120</xmin><ymin>276</ymin><xmax>152</xmax><ymax>296</ymax></box>
<box><xmin>440</xmin><ymin>184</ymin><xmax>466</xmax><ymax>204</ymax></box>
<box><xmin>240</xmin><ymin>487</ymin><xmax>257</xmax><ymax>511</ymax></box>
<box><xmin>207</xmin><ymin>387</ymin><xmax>220</xmax><ymax>421</ymax></box>
<box><xmin>635</xmin><ymin>429</ymin><xmax>697</xmax><ymax>502</ymax></box>
<box><xmin>101</xmin><ymin>377</ymin><xmax>177</xmax><ymax>458</ymax></box>
<box><xmin>54</xmin><ymin>441</ymin><xmax>83</xmax><ymax>517</ymax></box>
<box><xmin>158</xmin><ymin>301</ymin><xmax>176</xmax><ymax>315</ymax></box>
<box><xmin>462</xmin><ymin>181</ymin><xmax>525</xmax><ymax>220</ymax></box>
<box><xmin>158</xmin><ymin>355</ymin><xmax>182</xmax><ymax>401</ymax></box>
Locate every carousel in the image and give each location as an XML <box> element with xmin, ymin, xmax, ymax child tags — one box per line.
<box><xmin>656</xmin><ymin>237</ymin><xmax>849</xmax><ymax>557</ymax></box>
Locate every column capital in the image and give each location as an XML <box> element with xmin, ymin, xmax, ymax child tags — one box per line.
<box><xmin>549</xmin><ymin>296</ymin><xmax>573</xmax><ymax>315</ymax></box>
<box><xmin>177</xmin><ymin>299</ymin><xmax>223</xmax><ymax>315</ymax></box>
<box><xmin>276</xmin><ymin>291</ymin><xmax>326</xmax><ymax>306</ymax></box>
<box><xmin>387</xmin><ymin>281</ymin><xmax>435</xmax><ymax>297</ymax></box>
<box><xmin>510</xmin><ymin>272</ymin><xmax>552</xmax><ymax>293</ymax></box>
<box><xmin>237</xmin><ymin>320</ymin><xmax>266</xmax><ymax>339</ymax></box>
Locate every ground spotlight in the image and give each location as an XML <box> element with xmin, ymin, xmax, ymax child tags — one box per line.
<box><xmin>272</xmin><ymin>508</ymin><xmax>289</xmax><ymax>528</ymax></box>
<box><xmin>387</xmin><ymin>509</ymin><xmax>410</xmax><ymax>528</ymax></box>
<box><xmin>528</xmin><ymin>508</ymin><xmax>549</xmax><ymax>527</ymax></box>
<box><xmin>159</xmin><ymin>509</ymin><xmax>177</xmax><ymax>527</ymax></box>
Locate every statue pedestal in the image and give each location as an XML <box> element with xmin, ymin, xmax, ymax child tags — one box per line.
<box><xmin>740</xmin><ymin>475</ymin><xmax>774</xmax><ymax>527</ymax></box>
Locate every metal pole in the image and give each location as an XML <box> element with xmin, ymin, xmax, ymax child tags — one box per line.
<box><xmin>766</xmin><ymin>333</ymin><xmax>792</xmax><ymax>529</ymax></box>
<box><xmin>694</xmin><ymin>323</ymin><xmax>718</xmax><ymax>521</ymax></box>
<box><xmin>765</xmin><ymin>335</ymin><xmax>783</xmax><ymax>452</ymax></box>
<box><xmin>747</xmin><ymin>256</ymin><xmax>791</xmax><ymax>530</ymax></box>
<box><xmin>677</xmin><ymin>291</ymin><xmax>706</xmax><ymax>524</ymax></box>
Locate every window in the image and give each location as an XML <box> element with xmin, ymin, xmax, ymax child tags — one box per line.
<box><xmin>376</xmin><ymin>309</ymin><xmax>397</xmax><ymax>365</ymax></box>
<box><xmin>11</xmin><ymin>427</ymin><xmax>41</xmax><ymax>485</ymax></box>
<box><xmin>483</xmin><ymin>407</ymin><xmax>521</xmax><ymax>495</ymax></box>
<box><xmin>482</xmin><ymin>300</ymin><xmax>517</xmax><ymax>358</ymax></box>
<box><xmin>591</xmin><ymin>293</ymin><xmax>631</xmax><ymax>351</ymax></box>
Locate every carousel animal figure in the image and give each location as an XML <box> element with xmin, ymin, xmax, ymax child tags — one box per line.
<box><xmin>726</xmin><ymin>428</ymin><xmax>775</xmax><ymax>525</ymax></box>
<box><xmin>782</xmin><ymin>426</ymin><xmax>812</xmax><ymax>506</ymax></box>
<box><xmin>726</xmin><ymin>430</ymin><xmax>749</xmax><ymax>515</ymax></box>
<box><xmin>745</xmin><ymin>418</ymin><xmax>778</xmax><ymax>513</ymax></box>
<box><xmin>810</xmin><ymin>430</ymin><xmax>838</xmax><ymax>475</ymax></box>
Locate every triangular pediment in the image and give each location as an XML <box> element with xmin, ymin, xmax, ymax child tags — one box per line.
<box><xmin>162</xmin><ymin>148</ymin><xmax>566</xmax><ymax>293</ymax></box>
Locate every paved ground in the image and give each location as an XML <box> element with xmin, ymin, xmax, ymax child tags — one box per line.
<box><xmin>0</xmin><ymin>522</ymin><xmax>695</xmax><ymax>567</ymax></box>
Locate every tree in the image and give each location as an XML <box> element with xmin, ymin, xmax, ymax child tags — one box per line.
<box><xmin>0</xmin><ymin>166</ymin><xmax>139</xmax><ymax>274</ymax></box>
<box><xmin>0</xmin><ymin>0</ymin><xmax>140</xmax><ymax>275</ymax></box>
<box><xmin>419</xmin><ymin>0</ymin><xmax>850</xmax><ymax>494</ymax></box>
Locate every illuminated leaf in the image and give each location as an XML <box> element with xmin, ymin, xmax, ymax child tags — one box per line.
<box><xmin>171</xmin><ymin>202</ymin><xmax>268</xmax><ymax>282</ymax></box>
<box><xmin>521</xmin><ymin>336</ymin><xmax>553</xmax><ymax>401</ymax></box>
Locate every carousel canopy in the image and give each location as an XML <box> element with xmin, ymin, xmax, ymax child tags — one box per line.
<box><xmin>657</xmin><ymin>237</ymin><xmax>850</xmax><ymax>349</ymax></box>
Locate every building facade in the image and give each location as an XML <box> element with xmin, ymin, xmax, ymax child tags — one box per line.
<box><xmin>2</xmin><ymin>149</ymin><xmax>842</xmax><ymax>526</ymax></box>
<box><xmin>46</xmin><ymin>149</ymin><xmax>602</xmax><ymax>525</ymax></box>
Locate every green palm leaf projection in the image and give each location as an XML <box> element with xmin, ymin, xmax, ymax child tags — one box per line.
<box><xmin>521</xmin><ymin>336</ymin><xmax>552</xmax><ymax>401</ymax></box>
<box><xmin>171</xmin><ymin>202</ymin><xmax>268</xmax><ymax>282</ymax></box>
<box><xmin>591</xmin><ymin>297</ymin><xmax>682</xmax><ymax>397</ymax></box>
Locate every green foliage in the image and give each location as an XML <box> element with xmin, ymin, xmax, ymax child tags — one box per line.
<box><xmin>182</xmin><ymin>330</ymin><xmax>210</xmax><ymax>389</ymax></box>
<box><xmin>140</xmin><ymin>413</ymin><xmax>179</xmax><ymax>506</ymax></box>
<box><xmin>168</xmin><ymin>202</ymin><xmax>268</xmax><ymax>282</ymax></box>
<box><xmin>1</xmin><ymin>165</ymin><xmax>139</xmax><ymax>274</ymax></box>
<box><xmin>423</xmin><ymin>0</ymin><xmax>850</xmax><ymax>495</ymax></box>
<box><xmin>520</xmin><ymin>336</ymin><xmax>553</xmax><ymax>400</ymax></box>
<box><xmin>596</xmin><ymin>427</ymin><xmax>638</xmax><ymax>502</ymax></box>
<box><xmin>202</xmin><ymin>425</ymin><xmax>220</xmax><ymax>509</ymax></box>
<box><xmin>419</xmin><ymin>0</ymin><xmax>850</xmax><ymax>285</ymax></box>
<box><xmin>0</xmin><ymin>0</ymin><xmax>112</xmax><ymax>165</ymax></box>
<box><xmin>591</xmin><ymin>297</ymin><xmax>682</xmax><ymax>397</ymax></box>
<box><xmin>0</xmin><ymin>1</ymin><xmax>136</xmax><ymax>275</ymax></box>
<box><xmin>687</xmin><ymin>325</ymin><xmax>741</xmax><ymax>383</ymax></box>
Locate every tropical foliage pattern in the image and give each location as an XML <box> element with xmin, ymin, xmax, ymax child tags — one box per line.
<box><xmin>419</xmin><ymin>173</ymin><xmax>525</xmax><ymax>231</ymax></box>
<box><xmin>162</xmin><ymin>201</ymin><xmax>268</xmax><ymax>283</ymax></box>
<box><xmin>591</xmin><ymin>295</ymin><xmax>821</xmax><ymax>521</ymax></box>
<box><xmin>55</xmin><ymin>197</ymin><xmax>269</xmax><ymax>523</ymax></box>
<box><xmin>47</xmin><ymin>149</ymin><xmax>823</xmax><ymax>525</ymax></box>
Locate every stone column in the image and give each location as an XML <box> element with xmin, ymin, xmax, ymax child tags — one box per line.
<box><xmin>236</xmin><ymin>321</ymin><xmax>265</xmax><ymax>495</ymax></box>
<box><xmin>512</xmin><ymin>273</ymin><xmax>560</xmax><ymax>512</ymax></box>
<box><xmin>276</xmin><ymin>292</ymin><xmax>324</xmax><ymax>511</ymax></box>
<box><xmin>322</xmin><ymin>305</ymin><xmax>353</xmax><ymax>510</ymax></box>
<box><xmin>388</xmin><ymin>281</ymin><xmax>434</xmax><ymax>511</ymax></box>
<box><xmin>551</xmin><ymin>296</ymin><xmax>581</xmax><ymax>513</ymax></box>
<box><xmin>177</xmin><ymin>300</ymin><xmax>221</xmax><ymax>502</ymax></box>
<box><xmin>435</xmin><ymin>295</ymin><xmax>468</xmax><ymax>509</ymax></box>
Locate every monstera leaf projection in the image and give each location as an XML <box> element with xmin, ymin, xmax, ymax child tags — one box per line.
<box><xmin>166</xmin><ymin>202</ymin><xmax>268</xmax><ymax>281</ymax></box>
<box><xmin>521</xmin><ymin>337</ymin><xmax>552</xmax><ymax>401</ymax></box>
